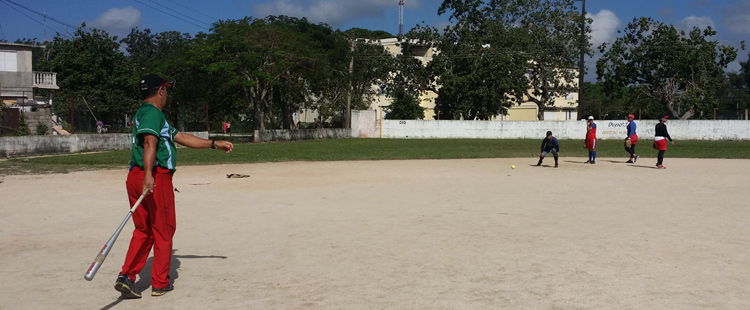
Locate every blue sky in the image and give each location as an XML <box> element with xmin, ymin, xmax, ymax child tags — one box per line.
<box><xmin>1</xmin><ymin>0</ymin><xmax>749</xmax><ymax>79</ymax></box>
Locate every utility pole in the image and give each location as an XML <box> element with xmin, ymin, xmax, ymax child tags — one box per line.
<box><xmin>346</xmin><ymin>40</ymin><xmax>354</xmax><ymax>129</ymax></box>
<box><xmin>578</xmin><ymin>0</ymin><xmax>586</xmax><ymax>120</ymax></box>
<box><xmin>69</xmin><ymin>94</ymin><xmax>74</xmax><ymax>134</ymax></box>
<box><xmin>205</xmin><ymin>101</ymin><xmax>209</xmax><ymax>131</ymax></box>
<box><xmin>398</xmin><ymin>0</ymin><xmax>405</xmax><ymax>36</ymax></box>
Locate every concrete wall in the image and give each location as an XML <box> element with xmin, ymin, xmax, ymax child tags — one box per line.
<box><xmin>0</xmin><ymin>45</ymin><xmax>34</xmax><ymax>96</ymax></box>
<box><xmin>254</xmin><ymin>128</ymin><xmax>351</xmax><ymax>142</ymax></box>
<box><xmin>0</xmin><ymin>131</ymin><xmax>209</xmax><ymax>157</ymax></box>
<box><xmin>351</xmin><ymin>111</ymin><xmax>750</xmax><ymax>140</ymax></box>
<box><xmin>351</xmin><ymin>110</ymin><xmax>379</xmax><ymax>138</ymax></box>
<box><xmin>0</xmin><ymin>71</ymin><xmax>33</xmax><ymax>96</ymax></box>
<box><xmin>22</xmin><ymin>108</ymin><xmax>54</xmax><ymax>135</ymax></box>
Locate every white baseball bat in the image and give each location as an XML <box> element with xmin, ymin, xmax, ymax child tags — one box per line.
<box><xmin>84</xmin><ymin>192</ymin><xmax>147</xmax><ymax>281</ymax></box>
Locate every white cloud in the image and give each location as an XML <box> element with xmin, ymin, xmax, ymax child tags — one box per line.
<box><xmin>676</xmin><ymin>15</ymin><xmax>715</xmax><ymax>31</ymax></box>
<box><xmin>251</xmin><ymin>0</ymin><xmax>420</xmax><ymax>26</ymax></box>
<box><xmin>722</xmin><ymin>0</ymin><xmax>750</xmax><ymax>34</ymax></box>
<box><xmin>588</xmin><ymin>9</ymin><xmax>621</xmax><ymax>45</ymax></box>
<box><xmin>90</xmin><ymin>6</ymin><xmax>141</xmax><ymax>37</ymax></box>
<box><xmin>585</xmin><ymin>10</ymin><xmax>621</xmax><ymax>81</ymax></box>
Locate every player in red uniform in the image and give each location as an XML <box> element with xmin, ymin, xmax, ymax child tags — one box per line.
<box><xmin>653</xmin><ymin>116</ymin><xmax>674</xmax><ymax>169</ymax></box>
<box><xmin>625</xmin><ymin>114</ymin><xmax>639</xmax><ymax>163</ymax></box>
<box><xmin>585</xmin><ymin>116</ymin><xmax>597</xmax><ymax>164</ymax></box>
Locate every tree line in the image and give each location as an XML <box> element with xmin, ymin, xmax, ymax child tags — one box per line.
<box><xmin>9</xmin><ymin>0</ymin><xmax>749</xmax><ymax>134</ymax></box>
<box><xmin>29</xmin><ymin>17</ymin><xmax>397</xmax><ymax>132</ymax></box>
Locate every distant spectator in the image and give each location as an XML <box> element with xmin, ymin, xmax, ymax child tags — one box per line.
<box><xmin>226</xmin><ymin>121</ymin><xmax>231</xmax><ymax>134</ymax></box>
<box><xmin>96</xmin><ymin>120</ymin><xmax>104</xmax><ymax>134</ymax></box>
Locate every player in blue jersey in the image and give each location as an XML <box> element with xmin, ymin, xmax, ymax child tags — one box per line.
<box><xmin>537</xmin><ymin>131</ymin><xmax>560</xmax><ymax>168</ymax></box>
<box><xmin>625</xmin><ymin>114</ymin><xmax>639</xmax><ymax>163</ymax></box>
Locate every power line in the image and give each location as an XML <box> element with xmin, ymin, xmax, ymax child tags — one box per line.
<box><xmin>132</xmin><ymin>0</ymin><xmax>210</xmax><ymax>29</ymax></box>
<box><xmin>2</xmin><ymin>0</ymin><xmax>78</xmax><ymax>30</ymax></box>
<box><xmin>161</xmin><ymin>0</ymin><xmax>219</xmax><ymax>22</ymax></box>
<box><xmin>149</xmin><ymin>0</ymin><xmax>212</xmax><ymax>27</ymax></box>
<box><xmin>0</xmin><ymin>0</ymin><xmax>69</xmax><ymax>39</ymax></box>
<box><xmin>0</xmin><ymin>1</ymin><xmax>46</xmax><ymax>29</ymax></box>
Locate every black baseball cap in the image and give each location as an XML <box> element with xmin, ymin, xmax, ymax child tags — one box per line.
<box><xmin>546</xmin><ymin>131</ymin><xmax>552</xmax><ymax>136</ymax></box>
<box><xmin>139</xmin><ymin>74</ymin><xmax>172</xmax><ymax>93</ymax></box>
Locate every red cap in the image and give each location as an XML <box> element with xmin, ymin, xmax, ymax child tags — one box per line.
<box><xmin>662</xmin><ymin>116</ymin><xmax>669</xmax><ymax>120</ymax></box>
<box><xmin>627</xmin><ymin>114</ymin><xmax>635</xmax><ymax>119</ymax></box>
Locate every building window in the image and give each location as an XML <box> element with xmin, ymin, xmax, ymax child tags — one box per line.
<box><xmin>0</xmin><ymin>51</ymin><xmax>18</xmax><ymax>72</ymax></box>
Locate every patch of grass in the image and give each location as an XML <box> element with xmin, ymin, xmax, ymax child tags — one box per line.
<box><xmin>1</xmin><ymin>138</ymin><xmax>748</xmax><ymax>175</ymax></box>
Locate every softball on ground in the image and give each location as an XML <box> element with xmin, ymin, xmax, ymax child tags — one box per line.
<box><xmin>511</xmin><ymin>165</ymin><xmax>515</xmax><ymax>169</ymax></box>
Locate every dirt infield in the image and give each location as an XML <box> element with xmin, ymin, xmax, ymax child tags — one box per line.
<box><xmin>1</xmin><ymin>158</ymin><xmax>749</xmax><ymax>309</ymax></box>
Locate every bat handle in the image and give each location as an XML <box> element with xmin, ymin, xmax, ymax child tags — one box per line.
<box><xmin>129</xmin><ymin>192</ymin><xmax>147</xmax><ymax>213</ymax></box>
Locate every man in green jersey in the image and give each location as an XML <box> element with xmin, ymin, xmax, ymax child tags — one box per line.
<box><xmin>115</xmin><ymin>74</ymin><xmax>233</xmax><ymax>298</ymax></box>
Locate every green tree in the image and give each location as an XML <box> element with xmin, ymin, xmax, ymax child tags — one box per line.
<box><xmin>14</xmin><ymin>112</ymin><xmax>30</xmax><ymax>136</ymax></box>
<box><xmin>122</xmin><ymin>29</ymin><xmax>212</xmax><ymax>131</ymax></box>
<box><xmin>200</xmin><ymin>16</ymin><xmax>390</xmax><ymax>130</ymax></box>
<box><xmin>597</xmin><ymin>17</ymin><xmax>740</xmax><ymax>119</ymax></box>
<box><xmin>512</xmin><ymin>0</ymin><xmax>588</xmax><ymax>120</ymax></box>
<box><xmin>426</xmin><ymin>2</ymin><xmax>526</xmax><ymax>120</ymax></box>
<box><xmin>413</xmin><ymin>0</ymin><xmax>586</xmax><ymax>120</ymax></box>
<box><xmin>384</xmin><ymin>87</ymin><xmax>424</xmax><ymax>119</ymax></box>
<box><xmin>579</xmin><ymin>82</ymin><xmax>625</xmax><ymax>119</ymax></box>
<box><xmin>342</xmin><ymin>28</ymin><xmax>393</xmax><ymax>40</ymax></box>
<box><xmin>719</xmin><ymin>53</ymin><xmax>750</xmax><ymax>119</ymax></box>
<box><xmin>317</xmin><ymin>30</ymin><xmax>394</xmax><ymax>128</ymax></box>
<box><xmin>204</xmin><ymin>17</ymin><xmax>332</xmax><ymax>130</ymax></box>
<box><xmin>579</xmin><ymin>83</ymin><xmax>667</xmax><ymax>120</ymax></box>
<box><xmin>121</xmin><ymin>28</ymin><xmax>157</xmax><ymax>68</ymax></box>
<box><xmin>41</xmin><ymin>25</ymin><xmax>136</xmax><ymax>128</ymax></box>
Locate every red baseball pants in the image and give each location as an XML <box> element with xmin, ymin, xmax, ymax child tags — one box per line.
<box><xmin>121</xmin><ymin>166</ymin><xmax>176</xmax><ymax>289</ymax></box>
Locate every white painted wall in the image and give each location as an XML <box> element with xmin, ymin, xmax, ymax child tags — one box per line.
<box><xmin>351</xmin><ymin>110</ymin><xmax>379</xmax><ymax>138</ymax></box>
<box><xmin>351</xmin><ymin>111</ymin><xmax>750</xmax><ymax>140</ymax></box>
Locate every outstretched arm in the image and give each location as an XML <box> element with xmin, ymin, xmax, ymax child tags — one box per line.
<box><xmin>174</xmin><ymin>132</ymin><xmax>234</xmax><ymax>153</ymax></box>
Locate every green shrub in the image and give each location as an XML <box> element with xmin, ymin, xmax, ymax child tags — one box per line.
<box><xmin>61</xmin><ymin>120</ymin><xmax>72</xmax><ymax>132</ymax></box>
<box><xmin>36</xmin><ymin>123</ymin><xmax>49</xmax><ymax>135</ymax></box>
<box><xmin>14</xmin><ymin>113</ymin><xmax>30</xmax><ymax>136</ymax></box>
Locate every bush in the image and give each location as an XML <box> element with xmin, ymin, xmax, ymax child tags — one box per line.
<box><xmin>36</xmin><ymin>123</ymin><xmax>49</xmax><ymax>135</ymax></box>
<box><xmin>61</xmin><ymin>120</ymin><xmax>72</xmax><ymax>132</ymax></box>
<box><xmin>384</xmin><ymin>88</ymin><xmax>424</xmax><ymax>120</ymax></box>
<box><xmin>14</xmin><ymin>113</ymin><xmax>30</xmax><ymax>136</ymax></box>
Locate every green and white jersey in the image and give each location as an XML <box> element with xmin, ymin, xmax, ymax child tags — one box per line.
<box><xmin>129</xmin><ymin>102</ymin><xmax>180</xmax><ymax>170</ymax></box>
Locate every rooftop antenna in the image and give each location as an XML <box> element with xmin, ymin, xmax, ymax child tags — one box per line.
<box><xmin>398</xmin><ymin>0</ymin><xmax>404</xmax><ymax>36</ymax></box>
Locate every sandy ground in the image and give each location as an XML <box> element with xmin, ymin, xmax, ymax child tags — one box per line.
<box><xmin>1</xmin><ymin>158</ymin><xmax>749</xmax><ymax>310</ymax></box>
